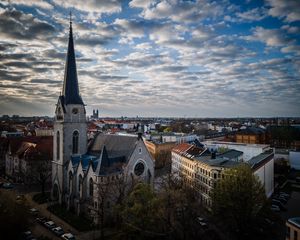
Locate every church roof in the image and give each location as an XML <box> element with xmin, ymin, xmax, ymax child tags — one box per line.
<box><xmin>62</xmin><ymin>20</ymin><xmax>83</xmax><ymax>105</ymax></box>
<box><xmin>88</xmin><ymin>134</ymin><xmax>139</xmax><ymax>161</ymax></box>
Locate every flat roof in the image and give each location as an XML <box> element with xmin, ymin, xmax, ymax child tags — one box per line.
<box><xmin>194</xmin><ymin>155</ymin><xmax>240</xmax><ymax>168</ymax></box>
<box><xmin>203</xmin><ymin>140</ymin><xmax>270</xmax><ymax>149</ymax></box>
<box><xmin>288</xmin><ymin>217</ymin><xmax>300</xmax><ymax>229</ymax></box>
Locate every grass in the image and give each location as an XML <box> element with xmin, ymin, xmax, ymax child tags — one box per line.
<box><xmin>32</xmin><ymin>192</ymin><xmax>50</xmax><ymax>204</ymax></box>
<box><xmin>47</xmin><ymin>204</ymin><xmax>94</xmax><ymax>232</ymax></box>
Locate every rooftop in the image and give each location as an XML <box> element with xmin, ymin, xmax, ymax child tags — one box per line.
<box><xmin>194</xmin><ymin>155</ymin><xmax>240</xmax><ymax>168</ymax></box>
<box><xmin>247</xmin><ymin>150</ymin><xmax>274</xmax><ymax>170</ymax></box>
<box><xmin>203</xmin><ymin>140</ymin><xmax>270</xmax><ymax>149</ymax></box>
<box><xmin>288</xmin><ymin>217</ymin><xmax>300</xmax><ymax>229</ymax></box>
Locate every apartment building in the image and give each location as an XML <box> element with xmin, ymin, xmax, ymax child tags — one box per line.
<box><xmin>171</xmin><ymin>142</ymin><xmax>274</xmax><ymax>207</ymax></box>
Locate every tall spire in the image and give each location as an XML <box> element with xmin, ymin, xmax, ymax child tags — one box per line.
<box><xmin>62</xmin><ymin>12</ymin><xmax>84</xmax><ymax>105</ymax></box>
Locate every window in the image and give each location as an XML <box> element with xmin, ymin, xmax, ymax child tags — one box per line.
<box><xmin>286</xmin><ymin>227</ymin><xmax>290</xmax><ymax>238</ymax></box>
<box><xmin>295</xmin><ymin>230</ymin><xmax>298</xmax><ymax>240</ymax></box>
<box><xmin>56</xmin><ymin>131</ymin><xmax>60</xmax><ymax>160</ymax></box>
<box><xmin>134</xmin><ymin>162</ymin><xmax>145</xmax><ymax>176</ymax></box>
<box><xmin>69</xmin><ymin>171</ymin><xmax>73</xmax><ymax>190</ymax></box>
<box><xmin>139</xmin><ymin>147</ymin><xmax>142</xmax><ymax>154</ymax></box>
<box><xmin>78</xmin><ymin>174</ymin><xmax>83</xmax><ymax>196</ymax></box>
<box><xmin>89</xmin><ymin>178</ymin><xmax>93</xmax><ymax>197</ymax></box>
<box><xmin>72</xmin><ymin>131</ymin><xmax>79</xmax><ymax>154</ymax></box>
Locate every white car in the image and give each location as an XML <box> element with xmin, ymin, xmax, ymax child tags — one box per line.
<box><xmin>52</xmin><ymin>226</ymin><xmax>64</xmax><ymax>236</ymax></box>
<box><xmin>61</xmin><ymin>233</ymin><xmax>75</xmax><ymax>240</ymax></box>
<box><xmin>44</xmin><ymin>220</ymin><xmax>56</xmax><ymax>229</ymax></box>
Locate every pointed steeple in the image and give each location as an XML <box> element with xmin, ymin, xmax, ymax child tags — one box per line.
<box><xmin>62</xmin><ymin>13</ymin><xmax>84</xmax><ymax>105</ymax></box>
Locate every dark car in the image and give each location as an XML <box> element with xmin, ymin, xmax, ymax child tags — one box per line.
<box><xmin>36</xmin><ymin>217</ymin><xmax>47</xmax><ymax>224</ymax></box>
<box><xmin>273</xmin><ymin>197</ymin><xmax>287</xmax><ymax>204</ymax></box>
<box><xmin>22</xmin><ymin>231</ymin><xmax>35</xmax><ymax>240</ymax></box>
<box><xmin>272</xmin><ymin>199</ymin><xmax>286</xmax><ymax>211</ymax></box>
<box><xmin>2</xmin><ymin>182</ymin><xmax>14</xmax><ymax>189</ymax></box>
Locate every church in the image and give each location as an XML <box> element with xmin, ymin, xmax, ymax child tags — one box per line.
<box><xmin>51</xmin><ymin>19</ymin><xmax>154</xmax><ymax>223</ymax></box>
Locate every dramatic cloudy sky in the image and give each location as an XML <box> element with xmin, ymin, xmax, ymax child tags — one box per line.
<box><xmin>0</xmin><ymin>0</ymin><xmax>299</xmax><ymax>117</ymax></box>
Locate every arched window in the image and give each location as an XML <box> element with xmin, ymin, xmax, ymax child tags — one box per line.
<box><xmin>69</xmin><ymin>171</ymin><xmax>73</xmax><ymax>191</ymax></box>
<box><xmin>78</xmin><ymin>174</ymin><xmax>83</xmax><ymax>198</ymax></box>
<box><xmin>89</xmin><ymin>178</ymin><xmax>93</xmax><ymax>197</ymax></box>
<box><xmin>72</xmin><ymin>131</ymin><xmax>79</xmax><ymax>154</ymax></box>
<box><xmin>56</xmin><ymin>131</ymin><xmax>60</xmax><ymax>160</ymax></box>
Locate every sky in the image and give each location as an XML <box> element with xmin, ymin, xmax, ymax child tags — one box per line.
<box><xmin>0</xmin><ymin>0</ymin><xmax>299</xmax><ymax>118</ymax></box>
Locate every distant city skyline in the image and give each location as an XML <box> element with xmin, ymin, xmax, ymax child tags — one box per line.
<box><xmin>0</xmin><ymin>0</ymin><xmax>299</xmax><ymax>117</ymax></box>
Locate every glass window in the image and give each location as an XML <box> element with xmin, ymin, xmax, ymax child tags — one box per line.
<box><xmin>89</xmin><ymin>178</ymin><xmax>93</xmax><ymax>197</ymax></box>
<box><xmin>72</xmin><ymin>131</ymin><xmax>79</xmax><ymax>154</ymax></box>
<box><xmin>56</xmin><ymin>131</ymin><xmax>60</xmax><ymax>160</ymax></box>
<box><xmin>286</xmin><ymin>226</ymin><xmax>290</xmax><ymax>238</ymax></box>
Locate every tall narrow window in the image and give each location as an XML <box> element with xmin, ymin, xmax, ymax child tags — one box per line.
<box><xmin>78</xmin><ymin>174</ymin><xmax>83</xmax><ymax>198</ymax></box>
<box><xmin>89</xmin><ymin>178</ymin><xmax>93</xmax><ymax>197</ymax></box>
<box><xmin>72</xmin><ymin>130</ymin><xmax>79</xmax><ymax>154</ymax></box>
<box><xmin>69</xmin><ymin>171</ymin><xmax>73</xmax><ymax>191</ymax></box>
<box><xmin>56</xmin><ymin>131</ymin><xmax>60</xmax><ymax>160</ymax></box>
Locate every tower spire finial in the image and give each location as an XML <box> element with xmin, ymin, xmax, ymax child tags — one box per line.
<box><xmin>69</xmin><ymin>11</ymin><xmax>72</xmax><ymax>25</ymax></box>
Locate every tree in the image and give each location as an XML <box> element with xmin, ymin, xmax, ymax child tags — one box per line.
<box><xmin>211</xmin><ymin>164</ymin><xmax>267</xmax><ymax>239</ymax></box>
<box><xmin>116</xmin><ymin>175</ymin><xmax>209</xmax><ymax>240</ymax></box>
<box><xmin>0</xmin><ymin>191</ymin><xmax>30</xmax><ymax>240</ymax></box>
<box><xmin>29</xmin><ymin>151</ymin><xmax>52</xmax><ymax>196</ymax></box>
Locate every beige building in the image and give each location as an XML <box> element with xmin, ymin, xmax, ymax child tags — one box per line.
<box><xmin>144</xmin><ymin>140</ymin><xmax>176</xmax><ymax>168</ymax></box>
<box><xmin>286</xmin><ymin>218</ymin><xmax>300</xmax><ymax>240</ymax></box>
<box><xmin>171</xmin><ymin>142</ymin><xmax>274</xmax><ymax>207</ymax></box>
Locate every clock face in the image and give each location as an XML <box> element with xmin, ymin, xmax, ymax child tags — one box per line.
<box><xmin>134</xmin><ymin>162</ymin><xmax>145</xmax><ymax>176</ymax></box>
<box><xmin>72</xmin><ymin>108</ymin><xmax>78</xmax><ymax>114</ymax></box>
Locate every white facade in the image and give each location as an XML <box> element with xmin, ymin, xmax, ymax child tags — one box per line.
<box><xmin>253</xmin><ymin>158</ymin><xmax>274</xmax><ymax>198</ymax></box>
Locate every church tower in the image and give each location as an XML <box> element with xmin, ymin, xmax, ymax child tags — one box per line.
<box><xmin>52</xmin><ymin>17</ymin><xmax>87</xmax><ymax>203</ymax></box>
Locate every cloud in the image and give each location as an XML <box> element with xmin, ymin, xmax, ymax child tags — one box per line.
<box><xmin>129</xmin><ymin>0</ymin><xmax>154</xmax><ymax>8</ymax></box>
<box><xmin>141</xmin><ymin>0</ymin><xmax>224</xmax><ymax>23</ymax></box>
<box><xmin>244</xmin><ymin>26</ymin><xmax>293</xmax><ymax>47</ymax></box>
<box><xmin>4</xmin><ymin>0</ymin><xmax>53</xmax><ymax>9</ymax></box>
<box><xmin>266</xmin><ymin>0</ymin><xmax>300</xmax><ymax>22</ymax></box>
<box><xmin>0</xmin><ymin>8</ymin><xmax>56</xmax><ymax>41</ymax></box>
<box><xmin>53</xmin><ymin>0</ymin><xmax>122</xmax><ymax>15</ymax></box>
<box><xmin>236</xmin><ymin>7</ymin><xmax>267</xmax><ymax>21</ymax></box>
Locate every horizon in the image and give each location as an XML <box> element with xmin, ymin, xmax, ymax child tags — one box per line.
<box><xmin>0</xmin><ymin>0</ymin><xmax>300</xmax><ymax>117</ymax></box>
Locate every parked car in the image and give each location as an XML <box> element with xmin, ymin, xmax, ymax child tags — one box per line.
<box><xmin>197</xmin><ymin>217</ymin><xmax>208</xmax><ymax>228</ymax></box>
<box><xmin>273</xmin><ymin>196</ymin><xmax>287</xmax><ymax>204</ymax></box>
<box><xmin>52</xmin><ymin>226</ymin><xmax>64</xmax><ymax>236</ymax></box>
<box><xmin>272</xmin><ymin>200</ymin><xmax>286</xmax><ymax>211</ymax></box>
<box><xmin>29</xmin><ymin>208</ymin><xmax>39</xmax><ymax>216</ymax></box>
<box><xmin>279</xmin><ymin>192</ymin><xmax>290</xmax><ymax>198</ymax></box>
<box><xmin>61</xmin><ymin>233</ymin><xmax>76</xmax><ymax>240</ymax></box>
<box><xmin>2</xmin><ymin>182</ymin><xmax>14</xmax><ymax>189</ymax></box>
<box><xmin>22</xmin><ymin>231</ymin><xmax>35</xmax><ymax>240</ymax></box>
<box><xmin>36</xmin><ymin>217</ymin><xmax>47</xmax><ymax>224</ymax></box>
<box><xmin>44</xmin><ymin>220</ymin><xmax>56</xmax><ymax>229</ymax></box>
<box><xmin>271</xmin><ymin>205</ymin><xmax>280</xmax><ymax>212</ymax></box>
